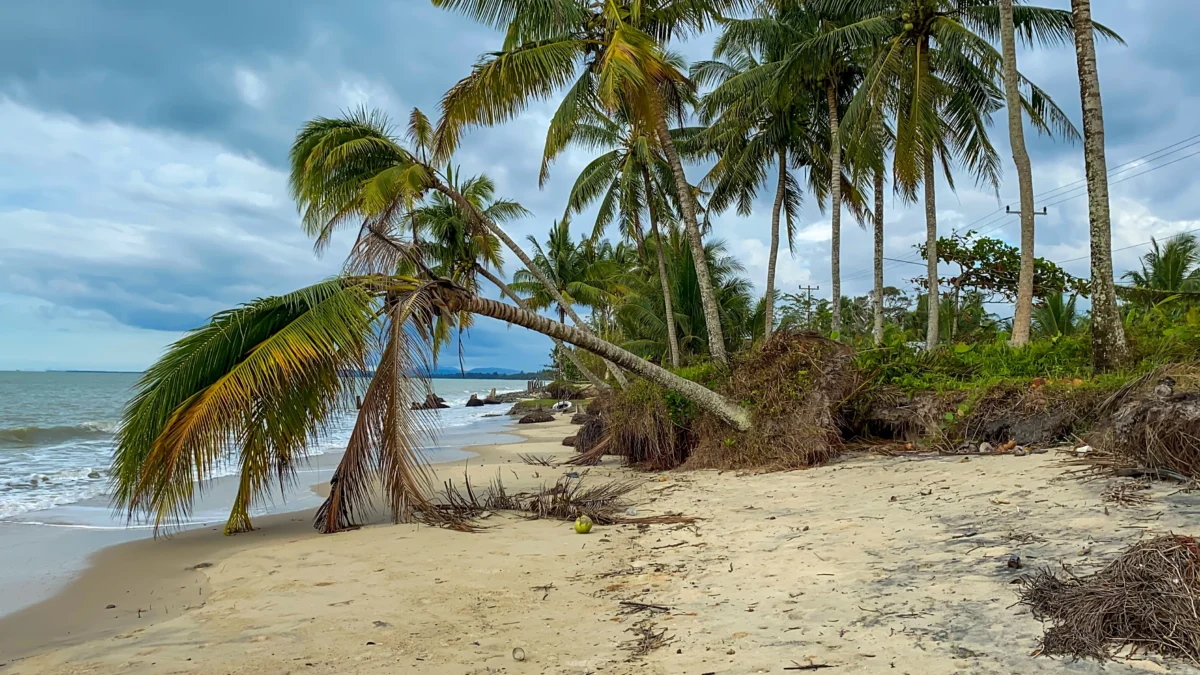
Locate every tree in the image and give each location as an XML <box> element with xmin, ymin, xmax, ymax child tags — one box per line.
<box><xmin>999</xmin><ymin>0</ymin><xmax>1036</xmax><ymax>347</ymax></box>
<box><xmin>1032</xmin><ymin>292</ymin><xmax>1083</xmax><ymax>338</ymax></box>
<box><xmin>806</xmin><ymin>0</ymin><xmax>1087</xmax><ymax>350</ymax></box>
<box><xmin>1122</xmin><ymin>233</ymin><xmax>1200</xmax><ymax>296</ymax></box>
<box><xmin>432</xmin><ymin>0</ymin><xmax>737</xmax><ymax>365</ymax></box>
<box><xmin>347</xmin><ymin>167</ymin><xmax>611</xmax><ymax>389</ymax></box>
<box><xmin>917</xmin><ymin>230</ymin><xmax>1085</xmax><ymax>336</ymax></box>
<box><xmin>511</xmin><ymin>220</ymin><xmax>621</xmax><ymax>326</ymax></box>
<box><xmin>555</xmin><ymin>103</ymin><xmax>684</xmax><ymax>366</ymax></box>
<box><xmin>110</xmin><ymin>275</ymin><xmax>753</xmax><ymax>536</ymax></box>
<box><xmin>691</xmin><ymin>47</ymin><xmax>808</xmax><ymax>342</ymax></box>
<box><xmin>1070</xmin><ymin>0</ymin><xmax>1129</xmax><ymax>371</ymax></box>
<box><xmin>619</xmin><ymin>225</ymin><xmax>757</xmax><ymax>361</ymax></box>
<box><xmin>289</xmin><ymin>108</ymin><xmax>629</xmax><ymax>387</ymax></box>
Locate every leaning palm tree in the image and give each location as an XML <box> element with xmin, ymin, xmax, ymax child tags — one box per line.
<box><xmin>1070</xmin><ymin>0</ymin><xmax>1129</xmax><ymax>370</ymax></box>
<box><xmin>111</xmin><ymin>274</ymin><xmax>753</xmax><ymax>537</ymax></box>
<box><xmin>432</xmin><ymin>0</ymin><xmax>737</xmax><ymax>366</ymax></box>
<box><xmin>290</xmin><ymin>107</ymin><xmax>628</xmax><ymax>387</ymax></box>
<box><xmin>555</xmin><ymin>103</ymin><xmax>684</xmax><ymax>366</ymax></box>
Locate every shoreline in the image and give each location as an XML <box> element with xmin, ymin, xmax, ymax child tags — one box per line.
<box><xmin>7</xmin><ymin>418</ymin><xmax>1191</xmax><ymax>673</ymax></box>
<box><xmin>0</xmin><ymin>412</ymin><xmax>533</xmax><ymax>665</ymax></box>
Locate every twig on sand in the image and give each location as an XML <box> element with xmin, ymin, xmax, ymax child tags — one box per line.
<box><xmin>622</xmin><ymin>624</ymin><xmax>674</xmax><ymax>658</ymax></box>
<box><xmin>518</xmin><ymin>453</ymin><xmax>555</xmax><ymax>467</ymax></box>
<box><xmin>785</xmin><ymin>662</ymin><xmax>835</xmax><ymax>671</ymax></box>
<box><xmin>651</xmin><ymin>541</ymin><xmax>689</xmax><ymax>550</ymax></box>
<box><xmin>620</xmin><ymin>601</ymin><xmax>671</xmax><ymax>614</ymax></box>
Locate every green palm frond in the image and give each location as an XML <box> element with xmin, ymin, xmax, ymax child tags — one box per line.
<box><xmin>112</xmin><ymin>278</ymin><xmax>380</xmax><ymax>532</ymax></box>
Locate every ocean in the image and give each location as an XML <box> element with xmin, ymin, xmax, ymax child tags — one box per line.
<box><xmin>0</xmin><ymin>371</ymin><xmax>525</xmax><ymax>523</ymax></box>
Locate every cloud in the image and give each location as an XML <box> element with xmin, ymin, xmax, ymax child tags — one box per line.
<box><xmin>2</xmin><ymin>0</ymin><xmax>1199</xmax><ymax>370</ymax></box>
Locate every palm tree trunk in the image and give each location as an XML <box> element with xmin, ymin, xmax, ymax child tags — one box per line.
<box><xmin>652</xmin><ymin>108</ymin><xmax>729</xmax><ymax>367</ymax></box>
<box><xmin>951</xmin><ymin>280</ymin><xmax>961</xmax><ymax>340</ymax></box>
<box><xmin>827</xmin><ymin>83</ymin><xmax>844</xmax><ymax>335</ymax></box>
<box><xmin>430</xmin><ymin>174</ymin><xmax>630</xmax><ymax>386</ymax></box>
<box><xmin>924</xmin><ymin>147</ymin><xmax>940</xmax><ymax>350</ymax></box>
<box><xmin>873</xmin><ymin>165</ymin><xmax>885</xmax><ymax>346</ymax></box>
<box><xmin>1071</xmin><ymin>0</ymin><xmax>1129</xmax><ymax>371</ymax></box>
<box><xmin>630</xmin><ymin>207</ymin><xmax>647</xmax><ymax>260</ymax></box>
<box><xmin>224</xmin><ymin>462</ymin><xmax>254</xmax><ymax>535</ymax></box>
<box><xmin>455</xmin><ymin>294</ymin><xmax>751</xmax><ymax>431</ymax></box>
<box><xmin>765</xmin><ymin>149</ymin><xmax>788</xmax><ymax>342</ymax></box>
<box><xmin>476</xmin><ymin>267</ymin><xmax>610</xmax><ymax>391</ymax></box>
<box><xmin>1001</xmin><ymin>0</ymin><xmax>1037</xmax><ymax>348</ymax></box>
<box><xmin>643</xmin><ymin>169</ymin><xmax>681</xmax><ymax>368</ymax></box>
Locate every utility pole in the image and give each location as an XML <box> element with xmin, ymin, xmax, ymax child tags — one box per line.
<box><xmin>1006</xmin><ymin>205</ymin><xmax>1047</xmax><ymax>217</ymax></box>
<box><xmin>797</xmin><ymin>284</ymin><xmax>820</xmax><ymax>329</ymax></box>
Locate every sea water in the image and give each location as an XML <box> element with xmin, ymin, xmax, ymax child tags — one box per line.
<box><xmin>0</xmin><ymin>371</ymin><xmax>524</xmax><ymax>522</ymax></box>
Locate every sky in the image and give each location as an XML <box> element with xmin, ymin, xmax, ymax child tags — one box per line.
<box><xmin>1</xmin><ymin>1</ymin><xmax>1198</xmax><ymax>372</ymax></box>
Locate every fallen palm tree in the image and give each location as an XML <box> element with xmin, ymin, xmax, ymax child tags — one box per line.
<box><xmin>109</xmin><ymin>275</ymin><xmax>751</xmax><ymax>537</ymax></box>
<box><xmin>1018</xmin><ymin>535</ymin><xmax>1200</xmax><ymax>662</ymax></box>
<box><xmin>593</xmin><ymin>333</ymin><xmax>860</xmax><ymax>471</ymax></box>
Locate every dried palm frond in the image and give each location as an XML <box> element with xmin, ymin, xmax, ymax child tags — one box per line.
<box><xmin>518</xmin><ymin>453</ymin><xmax>556</xmax><ymax>466</ymax></box>
<box><xmin>1018</xmin><ymin>535</ymin><xmax>1200</xmax><ymax>661</ymax></box>
<box><xmin>435</xmin><ymin>472</ymin><xmax>640</xmax><ymax>525</ymax></box>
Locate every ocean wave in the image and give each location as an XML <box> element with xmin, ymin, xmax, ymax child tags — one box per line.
<box><xmin>0</xmin><ymin>421</ymin><xmax>118</xmax><ymax>448</ymax></box>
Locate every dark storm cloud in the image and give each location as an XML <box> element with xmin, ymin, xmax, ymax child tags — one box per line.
<box><xmin>0</xmin><ymin>0</ymin><xmax>1197</xmax><ymax>369</ymax></box>
<box><xmin>0</xmin><ymin>1</ymin><xmax>493</xmax><ymax>165</ymax></box>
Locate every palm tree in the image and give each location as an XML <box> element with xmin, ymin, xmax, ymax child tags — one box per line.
<box><xmin>1071</xmin><ymin>0</ymin><xmax>1130</xmax><ymax>370</ymax></box>
<box><xmin>511</xmin><ymin>220</ymin><xmax>622</xmax><ymax>326</ymax></box>
<box><xmin>804</xmin><ymin>0</ymin><xmax>1087</xmax><ymax>350</ymax></box>
<box><xmin>692</xmin><ymin>47</ymin><xmax>809</xmax><ymax>343</ymax></box>
<box><xmin>110</xmin><ymin>274</ymin><xmax>753</xmax><ymax>536</ymax></box>
<box><xmin>348</xmin><ymin>168</ymin><xmax>611</xmax><ymax>389</ymax></box>
<box><xmin>999</xmin><ymin>0</ymin><xmax>1035</xmax><ymax>347</ymax></box>
<box><xmin>431</xmin><ymin>0</ymin><xmax>737</xmax><ymax>366</ymax></box>
<box><xmin>1032</xmin><ymin>292</ymin><xmax>1082</xmax><ymax>338</ymax></box>
<box><xmin>1122</xmin><ymin>233</ymin><xmax>1200</xmax><ymax>295</ymax></box>
<box><xmin>618</xmin><ymin>225</ymin><xmax>757</xmax><ymax>361</ymax></box>
<box><xmin>555</xmin><ymin>103</ymin><xmax>685</xmax><ymax>366</ymax></box>
<box><xmin>289</xmin><ymin>107</ymin><xmax>629</xmax><ymax>387</ymax></box>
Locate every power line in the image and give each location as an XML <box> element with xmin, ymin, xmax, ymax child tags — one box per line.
<box><xmin>1053</xmin><ymin>226</ymin><xmax>1200</xmax><ymax>266</ymax></box>
<box><xmin>815</xmin><ymin>131</ymin><xmax>1200</xmax><ymax>288</ymax></box>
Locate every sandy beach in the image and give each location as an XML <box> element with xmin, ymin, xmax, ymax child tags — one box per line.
<box><xmin>4</xmin><ymin>416</ymin><xmax>1200</xmax><ymax>674</ymax></box>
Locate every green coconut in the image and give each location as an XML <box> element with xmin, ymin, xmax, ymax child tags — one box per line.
<box><xmin>574</xmin><ymin>515</ymin><xmax>594</xmax><ymax>534</ymax></box>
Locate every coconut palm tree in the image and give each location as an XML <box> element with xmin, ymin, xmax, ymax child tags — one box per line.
<box><xmin>1122</xmin><ymin>233</ymin><xmax>1200</xmax><ymax>296</ymax></box>
<box><xmin>110</xmin><ymin>274</ymin><xmax>753</xmax><ymax>536</ymax></box>
<box><xmin>801</xmin><ymin>0</ymin><xmax>1089</xmax><ymax>350</ymax></box>
<box><xmin>1032</xmin><ymin>292</ymin><xmax>1082</xmax><ymax>339</ymax></box>
<box><xmin>290</xmin><ymin>107</ymin><xmax>629</xmax><ymax>387</ymax></box>
<box><xmin>555</xmin><ymin>103</ymin><xmax>685</xmax><ymax>366</ymax></box>
<box><xmin>691</xmin><ymin>47</ymin><xmax>810</xmax><ymax>342</ymax></box>
<box><xmin>347</xmin><ymin>168</ymin><xmax>611</xmax><ymax>389</ymax></box>
<box><xmin>999</xmin><ymin>0</ymin><xmax>1035</xmax><ymax>347</ymax></box>
<box><xmin>618</xmin><ymin>224</ymin><xmax>757</xmax><ymax>361</ymax></box>
<box><xmin>431</xmin><ymin>0</ymin><xmax>737</xmax><ymax>365</ymax></box>
<box><xmin>510</xmin><ymin>219</ymin><xmax>623</xmax><ymax>326</ymax></box>
<box><xmin>1070</xmin><ymin>0</ymin><xmax>1129</xmax><ymax>370</ymax></box>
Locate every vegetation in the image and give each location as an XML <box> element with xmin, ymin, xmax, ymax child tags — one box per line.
<box><xmin>111</xmin><ymin>0</ymin><xmax>1200</xmax><ymax>537</ymax></box>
